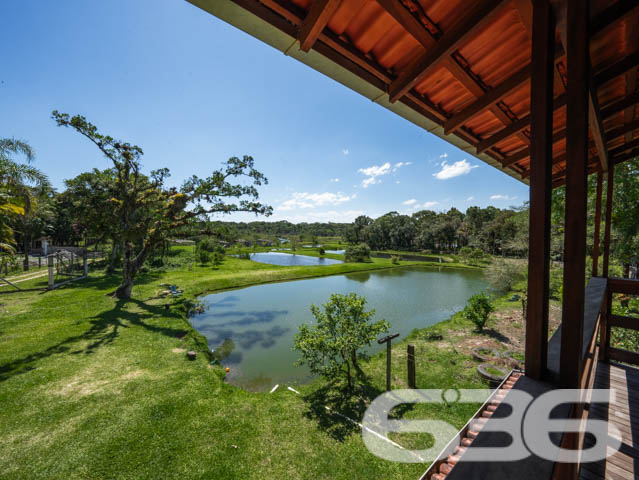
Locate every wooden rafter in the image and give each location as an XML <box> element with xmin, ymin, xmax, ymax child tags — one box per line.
<box><xmin>475</xmin><ymin>94</ymin><xmax>566</xmax><ymax>153</ymax></box>
<box><xmin>590</xmin><ymin>0</ymin><xmax>639</xmax><ymax>38</ymax></box>
<box><xmin>609</xmin><ymin>137</ymin><xmax>639</xmax><ymax>157</ymax></box>
<box><xmin>444</xmin><ymin>65</ymin><xmax>531</xmax><ymax>134</ymax></box>
<box><xmin>388</xmin><ymin>0</ymin><xmax>509</xmax><ymax>102</ymax></box>
<box><xmin>374</xmin><ymin>0</ymin><xmax>436</xmax><ymax>50</ymax></box>
<box><xmin>612</xmin><ymin>147</ymin><xmax>639</xmax><ymax>165</ymax></box>
<box><xmin>605</xmin><ymin>117</ymin><xmax>639</xmax><ymax>142</ymax></box>
<box><xmin>600</xmin><ymin>90</ymin><xmax>639</xmax><ymax>119</ymax></box>
<box><xmin>298</xmin><ymin>0</ymin><xmax>341</xmax><ymax>52</ymax></box>
<box><xmin>594</xmin><ymin>49</ymin><xmax>639</xmax><ymax>88</ymax></box>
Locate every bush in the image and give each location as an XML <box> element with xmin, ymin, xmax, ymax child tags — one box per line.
<box><xmin>391</xmin><ymin>255</ymin><xmax>400</xmax><ymax>264</ymax></box>
<box><xmin>318</xmin><ymin>248</ymin><xmax>325</xmax><ymax>256</ymax></box>
<box><xmin>196</xmin><ymin>249</ymin><xmax>210</xmax><ymax>265</ymax></box>
<box><xmin>463</xmin><ymin>292</ymin><xmax>495</xmax><ymax>332</ymax></box>
<box><xmin>486</xmin><ymin>259</ymin><xmax>525</xmax><ymax>292</ymax></box>
<box><xmin>344</xmin><ymin>243</ymin><xmax>371</xmax><ymax>263</ymax></box>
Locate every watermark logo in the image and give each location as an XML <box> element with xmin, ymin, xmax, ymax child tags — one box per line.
<box><xmin>362</xmin><ymin>389</ymin><xmax>622</xmax><ymax>463</ymax></box>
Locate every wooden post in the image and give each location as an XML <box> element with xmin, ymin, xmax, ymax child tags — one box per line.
<box><xmin>48</xmin><ymin>255</ymin><xmax>54</xmax><ymax>289</ymax></box>
<box><xmin>592</xmin><ymin>171</ymin><xmax>603</xmax><ymax>277</ymax></box>
<box><xmin>602</xmin><ymin>162</ymin><xmax>614</xmax><ymax>277</ymax></box>
<box><xmin>407</xmin><ymin>344</ymin><xmax>416</xmax><ymax>388</ymax></box>
<box><xmin>377</xmin><ymin>333</ymin><xmax>399</xmax><ymax>391</ymax></box>
<box><xmin>525</xmin><ymin>0</ymin><xmax>555</xmax><ymax>381</ymax></box>
<box><xmin>83</xmin><ymin>252</ymin><xmax>88</xmax><ymax>277</ymax></box>
<box><xmin>560</xmin><ymin>0</ymin><xmax>589</xmax><ymax>390</ymax></box>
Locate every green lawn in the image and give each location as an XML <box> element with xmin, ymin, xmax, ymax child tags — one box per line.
<box><xmin>0</xmin><ymin>253</ymin><xmax>491</xmax><ymax>479</ymax></box>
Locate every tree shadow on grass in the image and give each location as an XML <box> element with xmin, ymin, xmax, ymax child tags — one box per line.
<box><xmin>0</xmin><ymin>297</ymin><xmax>186</xmax><ymax>383</ymax></box>
<box><xmin>51</xmin><ymin>271</ymin><xmax>163</xmax><ymax>294</ymax></box>
<box><xmin>302</xmin><ymin>374</ymin><xmax>385</xmax><ymax>442</ymax></box>
<box><xmin>481</xmin><ymin>328</ymin><xmax>511</xmax><ymax>344</ymax></box>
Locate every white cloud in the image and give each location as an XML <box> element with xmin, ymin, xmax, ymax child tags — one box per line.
<box><xmin>423</xmin><ymin>201</ymin><xmax>439</xmax><ymax>208</ymax></box>
<box><xmin>402</xmin><ymin>199</ymin><xmax>417</xmax><ymax>206</ymax></box>
<box><xmin>342</xmin><ymin>149</ymin><xmax>349</xmax><ymax>156</ymax></box>
<box><xmin>490</xmin><ymin>194</ymin><xmax>517</xmax><ymax>201</ymax></box>
<box><xmin>273</xmin><ymin>210</ymin><xmax>364</xmax><ymax>223</ymax></box>
<box><xmin>433</xmin><ymin>159</ymin><xmax>478</xmax><ymax>180</ymax></box>
<box><xmin>330</xmin><ymin>178</ymin><xmax>340</xmax><ymax>182</ymax></box>
<box><xmin>439</xmin><ymin>153</ymin><xmax>448</xmax><ymax>159</ymax></box>
<box><xmin>278</xmin><ymin>192</ymin><xmax>353</xmax><ymax>211</ymax></box>
<box><xmin>466</xmin><ymin>196</ymin><xmax>474</xmax><ymax>201</ymax></box>
<box><xmin>393</xmin><ymin>161</ymin><xmax>412</xmax><ymax>172</ymax></box>
<box><xmin>358</xmin><ymin>162</ymin><xmax>391</xmax><ymax>187</ymax></box>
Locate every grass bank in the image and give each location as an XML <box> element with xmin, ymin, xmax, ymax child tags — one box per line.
<box><xmin>1</xmin><ymin>252</ymin><xmax>494</xmax><ymax>479</ymax></box>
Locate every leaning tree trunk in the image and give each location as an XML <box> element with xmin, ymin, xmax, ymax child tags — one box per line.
<box><xmin>114</xmin><ymin>246</ymin><xmax>150</xmax><ymax>299</ymax></box>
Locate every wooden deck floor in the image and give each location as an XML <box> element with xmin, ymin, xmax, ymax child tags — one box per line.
<box><xmin>580</xmin><ymin>361</ymin><xmax>639</xmax><ymax>480</ymax></box>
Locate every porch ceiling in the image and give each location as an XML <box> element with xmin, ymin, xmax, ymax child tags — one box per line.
<box><xmin>188</xmin><ymin>0</ymin><xmax>639</xmax><ymax>188</ymax></box>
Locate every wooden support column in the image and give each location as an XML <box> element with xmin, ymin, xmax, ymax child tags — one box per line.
<box><xmin>560</xmin><ymin>0</ymin><xmax>589</xmax><ymax>390</ymax></box>
<box><xmin>525</xmin><ymin>0</ymin><xmax>555</xmax><ymax>381</ymax></box>
<box><xmin>602</xmin><ymin>162</ymin><xmax>615</xmax><ymax>277</ymax></box>
<box><xmin>592</xmin><ymin>172</ymin><xmax>603</xmax><ymax>277</ymax></box>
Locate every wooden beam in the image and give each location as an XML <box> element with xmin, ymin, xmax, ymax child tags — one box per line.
<box><xmin>374</xmin><ymin>0</ymin><xmax>436</xmax><ymax>50</ymax></box>
<box><xmin>588</xmin><ymin>80</ymin><xmax>609</xmax><ymax>171</ymax></box>
<box><xmin>560</xmin><ymin>0</ymin><xmax>589</xmax><ymax>392</ymax></box>
<box><xmin>525</xmin><ymin>0</ymin><xmax>554</xmax><ymax>381</ymax></box>
<box><xmin>444</xmin><ymin>65</ymin><xmax>532</xmax><ymax>134</ymax></box>
<box><xmin>388</xmin><ymin>0</ymin><xmax>508</xmax><ymax>102</ymax></box>
<box><xmin>605</xmin><ymin>117</ymin><xmax>639</xmax><ymax>143</ymax></box>
<box><xmin>609</xmin><ymin>137</ymin><xmax>639</xmax><ymax>158</ymax></box>
<box><xmin>475</xmin><ymin>94</ymin><xmax>566</xmax><ymax>153</ymax></box>
<box><xmin>590</xmin><ymin>0</ymin><xmax>639</xmax><ymax>39</ymax></box>
<box><xmin>441</xmin><ymin>57</ymin><xmax>531</xmax><ymax>147</ymax></box>
<box><xmin>600</xmin><ymin>90</ymin><xmax>639</xmax><ymax>119</ymax></box>
<box><xmin>594</xmin><ymin>49</ymin><xmax>639</xmax><ymax>88</ymax></box>
<box><xmin>592</xmin><ymin>171</ymin><xmax>603</xmax><ymax>277</ymax></box>
<box><xmin>612</xmin><ymin>147</ymin><xmax>639</xmax><ymax>165</ymax></box>
<box><xmin>602</xmin><ymin>162</ymin><xmax>614</xmax><ymax>277</ymax></box>
<box><xmin>298</xmin><ymin>0</ymin><xmax>341</xmax><ymax>52</ymax></box>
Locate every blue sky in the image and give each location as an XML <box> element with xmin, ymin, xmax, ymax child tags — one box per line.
<box><xmin>1</xmin><ymin>0</ymin><xmax>529</xmax><ymax>223</ymax></box>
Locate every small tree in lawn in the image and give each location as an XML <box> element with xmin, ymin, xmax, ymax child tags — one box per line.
<box><xmin>294</xmin><ymin>293</ymin><xmax>389</xmax><ymax>390</ymax></box>
<box><xmin>463</xmin><ymin>292</ymin><xmax>495</xmax><ymax>332</ymax></box>
<box><xmin>53</xmin><ymin>111</ymin><xmax>272</xmax><ymax>298</ymax></box>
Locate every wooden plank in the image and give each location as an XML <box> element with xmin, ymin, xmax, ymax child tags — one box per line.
<box><xmin>298</xmin><ymin>0</ymin><xmax>341</xmax><ymax>52</ymax></box>
<box><xmin>388</xmin><ymin>0</ymin><xmax>509</xmax><ymax>102</ymax></box>
<box><xmin>590</xmin><ymin>0</ymin><xmax>639</xmax><ymax>38</ymax></box>
<box><xmin>610</xmin><ymin>315</ymin><xmax>639</xmax><ymax>330</ymax></box>
<box><xmin>374</xmin><ymin>0</ymin><xmax>436</xmax><ymax>50</ymax></box>
<box><xmin>592</xmin><ymin>172</ymin><xmax>603</xmax><ymax>277</ymax></box>
<box><xmin>602</xmin><ymin>162</ymin><xmax>614</xmax><ymax>277</ymax></box>
<box><xmin>525</xmin><ymin>0</ymin><xmax>554</xmax><ymax>381</ymax></box>
<box><xmin>444</xmin><ymin>65</ymin><xmax>532</xmax><ymax>134</ymax></box>
<box><xmin>609</xmin><ymin>278</ymin><xmax>639</xmax><ymax>295</ymax></box>
<box><xmin>560</xmin><ymin>0</ymin><xmax>589</xmax><ymax>391</ymax></box>
<box><xmin>609</xmin><ymin>348</ymin><xmax>639</xmax><ymax>366</ymax></box>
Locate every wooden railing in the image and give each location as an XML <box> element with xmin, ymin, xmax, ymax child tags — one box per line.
<box><xmin>600</xmin><ymin>277</ymin><xmax>639</xmax><ymax>365</ymax></box>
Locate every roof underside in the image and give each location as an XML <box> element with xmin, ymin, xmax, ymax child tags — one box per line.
<box><xmin>188</xmin><ymin>0</ymin><xmax>639</xmax><ymax>187</ymax></box>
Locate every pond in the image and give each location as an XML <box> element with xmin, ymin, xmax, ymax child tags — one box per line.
<box><xmin>248</xmin><ymin>252</ymin><xmax>343</xmax><ymax>266</ymax></box>
<box><xmin>325</xmin><ymin>249</ymin><xmax>345</xmax><ymax>254</ymax></box>
<box><xmin>192</xmin><ymin>266</ymin><xmax>487</xmax><ymax>391</ymax></box>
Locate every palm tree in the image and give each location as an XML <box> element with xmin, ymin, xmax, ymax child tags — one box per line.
<box><xmin>0</xmin><ymin>138</ymin><xmax>49</xmax><ymax>270</ymax></box>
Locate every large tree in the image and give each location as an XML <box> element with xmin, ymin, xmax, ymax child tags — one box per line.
<box><xmin>53</xmin><ymin>111</ymin><xmax>272</xmax><ymax>298</ymax></box>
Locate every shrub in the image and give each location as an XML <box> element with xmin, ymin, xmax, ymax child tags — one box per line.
<box><xmin>344</xmin><ymin>243</ymin><xmax>371</xmax><ymax>263</ymax></box>
<box><xmin>486</xmin><ymin>259</ymin><xmax>525</xmax><ymax>292</ymax></box>
<box><xmin>319</xmin><ymin>248</ymin><xmax>325</xmax><ymax>256</ymax></box>
<box><xmin>391</xmin><ymin>255</ymin><xmax>400</xmax><ymax>265</ymax></box>
<box><xmin>197</xmin><ymin>249</ymin><xmax>210</xmax><ymax>265</ymax></box>
<box><xmin>463</xmin><ymin>292</ymin><xmax>495</xmax><ymax>332</ymax></box>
